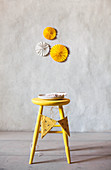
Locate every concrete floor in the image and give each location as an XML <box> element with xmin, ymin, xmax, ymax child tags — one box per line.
<box><xmin>0</xmin><ymin>132</ymin><xmax>111</xmax><ymax>170</ymax></box>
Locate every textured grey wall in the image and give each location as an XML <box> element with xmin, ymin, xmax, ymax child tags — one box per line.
<box><xmin>0</xmin><ymin>0</ymin><xmax>111</xmax><ymax>131</ymax></box>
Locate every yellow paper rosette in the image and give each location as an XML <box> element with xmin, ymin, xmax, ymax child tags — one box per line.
<box><xmin>43</xmin><ymin>27</ymin><xmax>56</xmax><ymax>40</ymax></box>
<box><xmin>50</xmin><ymin>44</ymin><xmax>68</xmax><ymax>62</ymax></box>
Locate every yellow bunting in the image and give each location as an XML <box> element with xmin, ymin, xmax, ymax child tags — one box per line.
<box><xmin>43</xmin><ymin>27</ymin><xmax>56</xmax><ymax>40</ymax></box>
<box><xmin>58</xmin><ymin>117</ymin><xmax>70</xmax><ymax>136</ymax></box>
<box><xmin>50</xmin><ymin>44</ymin><xmax>68</xmax><ymax>62</ymax></box>
<box><xmin>41</xmin><ymin>115</ymin><xmax>57</xmax><ymax>138</ymax></box>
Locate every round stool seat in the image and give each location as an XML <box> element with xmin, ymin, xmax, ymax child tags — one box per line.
<box><xmin>32</xmin><ymin>98</ymin><xmax>70</xmax><ymax>106</ymax></box>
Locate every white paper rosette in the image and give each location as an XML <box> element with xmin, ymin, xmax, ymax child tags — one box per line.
<box><xmin>35</xmin><ymin>42</ymin><xmax>50</xmax><ymax>56</ymax></box>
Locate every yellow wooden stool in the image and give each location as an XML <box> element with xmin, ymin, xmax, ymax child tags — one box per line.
<box><xmin>29</xmin><ymin>98</ymin><xmax>71</xmax><ymax>164</ymax></box>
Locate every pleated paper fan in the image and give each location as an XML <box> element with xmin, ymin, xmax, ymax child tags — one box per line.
<box><xmin>35</xmin><ymin>42</ymin><xmax>50</xmax><ymax>56</ymax></box>
<box><xmin>50</xmin><ymin>44</ymin><xmax>68</xmax><ymax>62</ymax></box>
<box><xmin>43</xmin><ymin>27</ymin><xmax>56</xmax><ymax>40</ymax></box>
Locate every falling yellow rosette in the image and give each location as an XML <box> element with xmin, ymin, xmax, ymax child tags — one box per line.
<box><xmin>50</xmin><ymin>44</ymin><xmax>68</xmax><ymax>62</ymax></box>
<box><xmin>43</xmin><ymin>27</ymin><xmax>56</xmax><ymax>40</ymax></box>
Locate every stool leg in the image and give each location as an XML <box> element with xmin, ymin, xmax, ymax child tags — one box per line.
<box><xmin>59</xmin><ymin>105</ymin><xmax>71</xmax><ymax>164</ymax></box>
<box><xmin>29</xmin><ymin>105</ymin><xmax>43</xmax><ymax>164</ymax></box>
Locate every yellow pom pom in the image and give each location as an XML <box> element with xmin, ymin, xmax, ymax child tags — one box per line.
<box><xmin>50</xmin><ymin>44</ymin><xmax>68</xmax><ymax>62</ymax></box>
<box><xmin>43</xmin><ymin>27</ymin><xmax>56</xmax><ymax>40</ymax></box>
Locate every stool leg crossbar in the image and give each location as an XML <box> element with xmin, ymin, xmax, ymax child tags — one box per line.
<box><xmin>29</xmin><ymin>105</ymin><xmax>71</xmax><ymax>164</ymax></box>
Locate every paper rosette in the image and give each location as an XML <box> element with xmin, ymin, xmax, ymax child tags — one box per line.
<box><xmin>35</xmin><ymin>42</ymin><xmax>50</xmax><ymax>56</ymax></box>
<box><xmin>50</xmin><ymin>44</ymin><xmax>68</xmax><ymax>62</ymax></box>
<box><xmin>43</xmin><ymin>27</ymin><xmax>56</xmax><ymax>40</ymax></box>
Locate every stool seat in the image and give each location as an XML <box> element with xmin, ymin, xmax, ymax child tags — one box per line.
<box><xmin>32</xmin><ymin>98</ymin><xmax>70</xmax><ymax>106</ymax></box>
